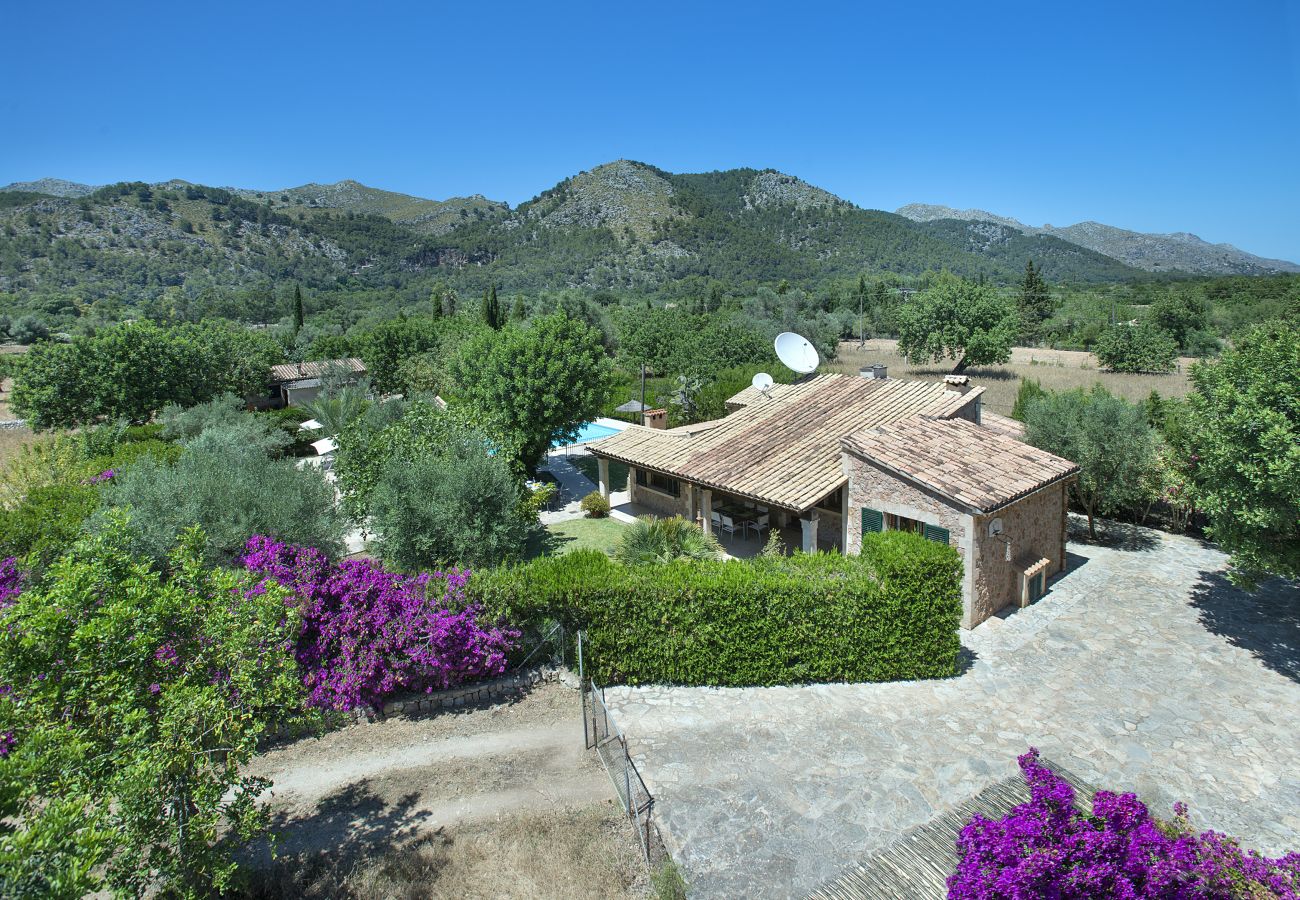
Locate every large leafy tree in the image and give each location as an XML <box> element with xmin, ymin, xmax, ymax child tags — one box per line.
<box><xmin>896</xmin><ymin>273</ymin><xmax>1019</xmax><ymax>373</ymax></box>
<box><xmin>1179</xmin><ymin>322</ymin><xmax>1299</xmax><ymax>584</ymax></box>
<box><xmin>0</xmin><ymin>523</ymin><xmax>313</xmax><ymax>898</ymax></box>
<box><xmin>451</xmin><ymin>312</ymin><xmax>612</xmax><ymax>470</ymax></box>
<box><xmin>10</xmin><ymin>321</ymin><xmax>282</xmax><ymax>430</ymax></box>
<box><xmin>1023</xmin><ymin>385</ymin><xmax>1158</xmax><ymax>539</ymax></box>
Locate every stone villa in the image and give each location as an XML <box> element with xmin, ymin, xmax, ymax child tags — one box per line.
<box><xmin>586</xmin><ymin>373</ymin><xmax>1079</xmax><ymax>628</ymax></box>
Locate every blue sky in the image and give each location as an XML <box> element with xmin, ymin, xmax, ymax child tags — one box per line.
<box><xmin>4</xmin><ymin>0</ymin><xmax>1298</xmax><ymax>261</ymax></box>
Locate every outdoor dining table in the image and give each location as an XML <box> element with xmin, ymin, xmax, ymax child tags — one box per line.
<box><xmin>714</xmin><ymin>503</ymin><xmax>763</xmax><ymax>536</ymax></box>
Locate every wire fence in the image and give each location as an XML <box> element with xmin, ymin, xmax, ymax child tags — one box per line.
<box><xmin>578</xmin><ymin>632</ymin><xmax>666</xmax><ymax>867</ymax></box>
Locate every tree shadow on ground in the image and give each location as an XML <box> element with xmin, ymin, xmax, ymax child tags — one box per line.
<box><xmin>240</xmin><ymin>780</ymin><xmax>441</xmax><ymax>898</ymax></box>
<box><xmin>1067</xmin><ymin>517</ymin><xmax>1159</xmax><ymax>552</ymax></box>
<box><xmin>1189</xmin><ymin>570</ymin><xmax>1300</xmax><ymax>683</ymax></box>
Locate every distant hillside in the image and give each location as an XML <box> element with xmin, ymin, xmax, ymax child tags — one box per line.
<box><xmin>231</xmin><ymin>180</ymin><xmax>509</xmax><ymax>236</ymax></box>
<box><xmin>895</xmin><ymin>203</ymin><xmax>1299</xmax><ymax>276</ymax></box>
<box><xmin>1</xmin><ymin>178</ymin><xmax>97</xmax><ymax>198</ymax></box>
<box><xmin>15</xmin><ymin>160</ymin><xmax>1299</xmax><ymax>313</ymax></box>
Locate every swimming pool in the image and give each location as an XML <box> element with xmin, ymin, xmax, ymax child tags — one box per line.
<box><xmin>553</xmin><ymin>421</ymin><xmax>622</xmax><ymax>448</ymax></box>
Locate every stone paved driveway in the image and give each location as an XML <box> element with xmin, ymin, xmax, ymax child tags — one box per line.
<box><xmin>603</xmin><ymin>526</ymin><xmax>1300</xmax><ymax>898</ymax></box>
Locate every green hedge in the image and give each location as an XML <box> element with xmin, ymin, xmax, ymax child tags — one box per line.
<box><xmin>472</xmin><ymin>530</ymin><xmax>962</xmax><ymax>686</ymax></box>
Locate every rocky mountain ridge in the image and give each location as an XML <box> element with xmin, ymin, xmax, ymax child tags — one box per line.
<box><xmin>894</xmin><ymin>203</ymin><xmax>1298</xmax><ymax>275</ymax></box>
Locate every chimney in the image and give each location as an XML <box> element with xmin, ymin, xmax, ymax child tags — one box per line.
<box><xmin>642</xmin><ymin>408</ymin><xmax>668</xmax><ymax>430</ymax></box>
<box><xmin>943</xmin><ymin>374</ymin><xmax>971</xmax><ymax>394</ymax></box>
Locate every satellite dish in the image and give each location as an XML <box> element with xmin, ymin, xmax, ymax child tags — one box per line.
<box><xmin>751</xmin><ymin>372</ymin><xmax>774</xmax><ymax>394</ymax></box>
<box><xmin>774</xmin><ymin>332</ymin><xmax>819</xmax><ymax>374</ymax></box>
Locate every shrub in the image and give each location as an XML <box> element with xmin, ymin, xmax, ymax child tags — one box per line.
<box><xmin>1010</xmin><ymin>377</ymin><xmax>1047</xmax><ymax>421</ymax></box>
<box><xmin>242</xmin><ymin>536</ymin><xmax>520</xmax><ymax>711</ymax></box>
<box><xmin>370</xmin><ymin>445</ymin><xmax>535</xmax><ymax>571</ymax></box>
<box><xmin>0</xmin><ymin>522</ymin><xmax>312</xmax><ymax>898</ymax></box>
<box><xmin>1094</xmin><ymin>322</ymin><xmax>1178</xmax><ymax>373</ymax></box>
<box><xmin>0</xmin><ymin>556</ymin><xmax>21</xmax><ymax>606</ymax></box>
<box><xmin>948</xmin><ymin>748</ymin><xmax>1300</xmax><ymax>899</ymax></box>
<box><xmin>93</xmin><ymin>438</ymin><xmax>344</xmax><ymax>567</ymax></box>
<box><xmin>580</xmin><ymin>490</ymin><xmax>610</xmax><ymax>518</ymax></box>
<box><xmin>161</xmin><ymin>394</ymin><xmax>290</xmax><ymax>456</ymax></box>
<box><xmin>614</xmin><ymin>515</ymin><xmax>721</xmax><ymax>565</ymax></box>
<box><xmin>472</xmin><ymin>531</ymin><xmax>962</xmax><ymax>687</ymax></box>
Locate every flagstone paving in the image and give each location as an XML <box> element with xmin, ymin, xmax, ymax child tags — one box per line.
<box><xmin>603</xmin><ymin>525</ymin><xmax>1300</xmax><ymax>899</ymax></box>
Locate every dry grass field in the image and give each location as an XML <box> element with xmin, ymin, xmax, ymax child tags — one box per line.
<box><xmin>0</xmin><ymin>425</ymin><xmax>40</xmax><ymax>473</ymax></box>
<box><xmin>831</xmin><ymin>340</ymin><xmax>1194</xmax><ymax>416</ymax></box>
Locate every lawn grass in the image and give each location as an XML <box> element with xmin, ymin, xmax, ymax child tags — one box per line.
<box><xmin>831</xmin><ymin>340</ymin><xmax>1193</xmax><ymax>416</ymax></box>
<box><xmin>544</xmin><ymin>516</ymin><xmax>628</xmax><ymax>557</ymax></box>
<box><xmin>570</xmin><ymin>454</ymin><xmax>631</xmax><ymax>493</ymax></box>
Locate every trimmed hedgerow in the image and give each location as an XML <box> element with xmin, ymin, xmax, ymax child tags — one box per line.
<box><xmin>472</xmin><ymin>530</ymin><xmax>962</xmax><ymax>686</ymax></box>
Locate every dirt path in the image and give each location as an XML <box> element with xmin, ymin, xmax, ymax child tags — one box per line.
<box><xmin>244</xmin><ymin>682</ymin><xmax>648</xmax><ymax>899</ymax></box>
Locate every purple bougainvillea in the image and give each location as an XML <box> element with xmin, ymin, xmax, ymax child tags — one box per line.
<box><xmin>0</xmin><ymin>557</ymin><xmax>22</xmax><ymax>608</ymax></box>
<box><xmin>241</xmin><ymin>536</ymin><xmax>519</xmax><ymax>711</ymax></box>
<box><xmin>948</xmin><ymin>748</ymin><xmax>1300</xmax><ymax>899</ymax></box>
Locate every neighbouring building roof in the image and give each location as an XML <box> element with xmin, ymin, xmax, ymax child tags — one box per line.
<box><xmin>980</xmin><ymin>411</ymin><xmax>1026</xmax><ymax>441</ymax></box>
<box><xmin>270</xmin><ymin>358</ymin><xmax>366</xmax><ymax>384</ymax></box>
<box><xmin>283</xmin><ymin>377</ymin><xmax>322</xmax><ymax>391</ymax></box>
<box><xmin>587</xmin><ymin>374</ymin><xmax>983</xmax><ymax>512</ymax></box>
<box><xmin>842</xmin><ymin>416</ymin><xmax>1078</xmax><ymax>513</ymax></box>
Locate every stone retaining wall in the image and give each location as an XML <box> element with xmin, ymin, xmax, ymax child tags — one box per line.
<box><xmin>355</xmin><ymin>664</ymin><xmax>573</xmax><ymax>724</ymax></box>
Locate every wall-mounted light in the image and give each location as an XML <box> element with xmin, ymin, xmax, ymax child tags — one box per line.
<box><xmin>989</xmin><ymin>519</ymin><xmax>1011</xmax><ymax>561</ymax></box>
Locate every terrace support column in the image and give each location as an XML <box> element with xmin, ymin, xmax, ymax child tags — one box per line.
<box><xmin>597</xmin><ymin>457</ymin><xmax>610</xmax><ymax>501</ymax></box>
<box><xmin>801</xmin><ymin>511</ymin><xmax>820</xmax><ymax>553</ymax></box>
<box><xmin>700</xmin><ymin>489</ymin><xmax>714</xmax><ymax>536</ymax></box>
<box><xmin>684</xmin><ymin>482</ymin><xmax>696</xmax><ymax>524</ymax></box>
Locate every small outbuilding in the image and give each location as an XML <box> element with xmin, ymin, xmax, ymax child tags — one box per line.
<box><xmin>267</xmin><ymin>358</ymin><xmax>367</xmax><ymax>407</ymax></box>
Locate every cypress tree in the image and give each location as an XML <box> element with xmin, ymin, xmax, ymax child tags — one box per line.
<box><xmin>1017</xmin><ymin>259</ymin><xmax>1053</xmax><ymax>344</ymax></box>
<box><xmin>511</xmin><ymin>295</ymin><xmax>526</xmax><ymax>321</ymax></box>
<box><xmin>292</xmin><ymin>284</ymin><xmax>305</xmax><ymax>335</ymax></box>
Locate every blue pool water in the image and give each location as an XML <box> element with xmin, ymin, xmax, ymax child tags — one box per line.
<box><xmin>554</xmin><ymin>421</ymin><xmax>621</xmax><ymax>448</ymax></box>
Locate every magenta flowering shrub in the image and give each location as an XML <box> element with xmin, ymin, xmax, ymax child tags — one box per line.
<box><xmin>241</xmin><ymin>535</ymin><xmax>520</xmax><ymax>710</ymax></box>
<box><xmin>948</xmin><ymin>748</ymin><xmax>1300</xmax><ymax>899</ymax></box>
<box><xmin>0</xmin><ymin>556</ymin><xmax>23</xmax><ymax>607</ymax></box>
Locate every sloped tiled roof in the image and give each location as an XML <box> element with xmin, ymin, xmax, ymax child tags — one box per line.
<box><xmin>269</xmin><ymin>358</ymin><xmax>366</xmax><ymax>383</ymax></box>
<box><xmin>980</xmin><ymin>411</ymin><xmax>1027</xmax><ymax>441</ymax></box>
<box><xmin>842</xmin><ymin>416</ymin><xmax>1078</xmax><ymax>513</ymax></box>
<box><xmin>587</xmin><ymin>374</ymin><xmax>982</xmax><ymax>512</ymax></box>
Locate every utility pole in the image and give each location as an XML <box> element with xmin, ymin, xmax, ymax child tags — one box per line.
<box><xmin>639</xmin><ymin>363</ymin><xmax>647</xmax><ymax>425</ymax></box>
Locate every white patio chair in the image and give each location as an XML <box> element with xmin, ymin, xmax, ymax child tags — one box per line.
<box><xmin>720</xmin><ymin>515</ymin><xmax>741</xmax><ymax>539</ymax></box>
<box><xmin>748</xmin><ymin>514</ymin><xmax>769</xmax><ymax>538</ymax></box>
<box><xmin>710</xmin><ymin>511</ymin><xmax>722</xmax><ymax>528</ymax></box>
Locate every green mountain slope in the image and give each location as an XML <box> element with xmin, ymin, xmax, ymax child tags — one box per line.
<box><xmin>0</xmin><ymin>162</ymin><xmax>1152</xmax><ymax>313</ymax></box>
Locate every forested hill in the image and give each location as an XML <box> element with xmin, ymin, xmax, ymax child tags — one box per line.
<box><xmin>0</xmin><ymin>161</ymin><xmax>1166</xmax><ymax>318</ymax></box>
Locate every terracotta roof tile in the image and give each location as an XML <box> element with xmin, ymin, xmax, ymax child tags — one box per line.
<box><xmin>269</xmin><ymin>358</ymin><xmax>366</xmax><ymax>383</ymax></box>
<box><xmin>588</xmin><ymin>374</ymin><xmax>983</xmax><ymax>511</ymax></box>
<box><xmin>842</xmin><ymin>416</ymin><xmax>1078</xmax><ymax>512</ymax></box>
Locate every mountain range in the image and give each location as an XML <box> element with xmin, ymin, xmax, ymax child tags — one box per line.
<box><xmin>1</xmin><ymin>161</ymin><xmax>1295</xmax><ymax>311</ymax></box>
<box><xmin>894</xmin><ymin>203</ymin><xmax>1298</xmax><ymax>276</ymax></box>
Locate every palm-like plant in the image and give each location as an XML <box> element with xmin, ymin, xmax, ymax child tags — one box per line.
<box><xmin>301</xmin><ymin>381</ymin><xmax>371</xmax><ymax>438</ymax></box>
<box><xmin>614</xmin><ymin>516</ymin><xmax>722</xmax><ymax>566</ymax></box>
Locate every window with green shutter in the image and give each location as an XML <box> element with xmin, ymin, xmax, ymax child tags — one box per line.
<box><xmin>861</xmin><ymin>507</ymin><xmax>883</xmax><ymax>534</ymax></box>
<box><xmin>923</xmin><ymin>523</ymin><xmax>950</xmax><ymax>545</ymax></box>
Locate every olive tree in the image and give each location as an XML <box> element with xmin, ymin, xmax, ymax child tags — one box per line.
<box><xmin>1023</xmin><ymin>385</ymin><xmax>1158</xmax><ymax>539</ymax></box>
<box><xmin>896</xmin><ymin>273</ymin><xmax>1019</xmax><ymax>373</ymax></box>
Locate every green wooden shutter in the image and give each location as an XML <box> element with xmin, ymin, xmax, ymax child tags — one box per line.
<box><xmin>861</xmin><ymin>507</ymin><xmax>883</xmax><ymax>534</ymax></box>
<box><xmin>923</xmin><ymin>523</ymin><xmax>950</xmax><ymax>545</ymax></box>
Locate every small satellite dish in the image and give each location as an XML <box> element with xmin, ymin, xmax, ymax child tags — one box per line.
<box><xmin>751</xmin><ymin>372</ymin><xmax>774</xmax><ymax>394</ymax></box>
<box><xmin>774</xmin><ymin>332</ymin><xmax>819</xmax><ymax>374</ymax></box>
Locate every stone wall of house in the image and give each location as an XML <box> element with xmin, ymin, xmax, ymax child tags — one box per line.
<box><xmin>970</xmin><ymin>482</ymin><xmax>1070</xmax><ymax>625</ymax></box>
<box><xmin>628</xmin><ymin>467</ymin><xmax>690</xmax><ymax>518</ymax></box>
<box><xmin>842</xmin><ymin>453</ymin><xmax>970</xmax><ymax>557</ymax></box>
